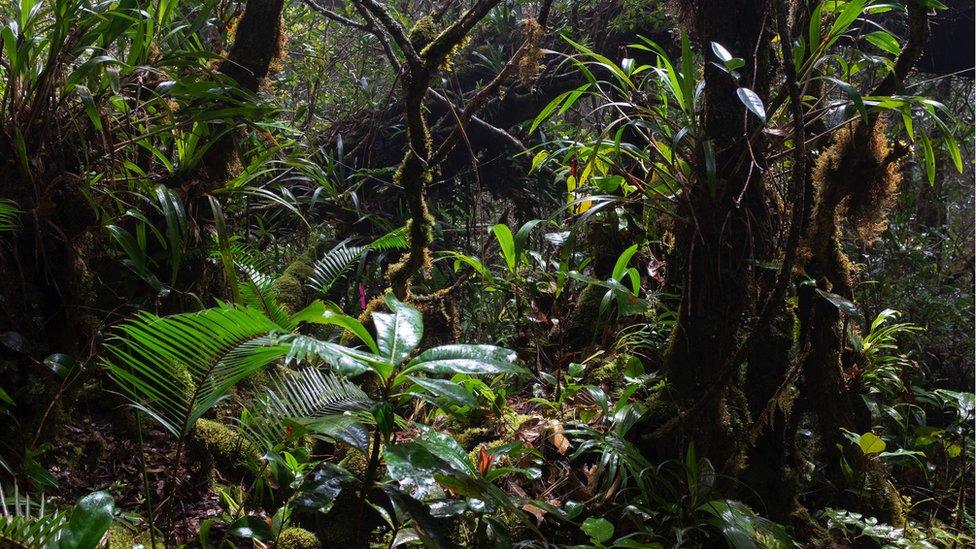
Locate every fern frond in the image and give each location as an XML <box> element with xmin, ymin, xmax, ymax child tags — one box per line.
<box><xmin>308</xmin><ymin>228</ymin><xmax>408</xmax><ymax>294</ymax></box>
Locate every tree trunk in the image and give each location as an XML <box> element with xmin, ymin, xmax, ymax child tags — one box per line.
<box><xmin>180</xmin><ymin>0</ymin><xmax>286</xmax><ymax>205</ymax></box>
<box><xmin>650</xmin><ymin>0</ymin><xmax>776</xmax><ymax>466</ymax></box>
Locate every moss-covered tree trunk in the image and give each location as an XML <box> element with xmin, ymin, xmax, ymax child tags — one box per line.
<box><xmin>178</xmin><ymin>0</ymin><xmax>286</xmax><ymax>205</ymax></box>
<box><xmin>642</xmin><ymin>0</ymin><xmax>776</xmax><ymax>467</ymax></box>
<box><xmin>350</xmin><ymin>0</ymin><xmax>507</xmax><ymax>298</ymax></box>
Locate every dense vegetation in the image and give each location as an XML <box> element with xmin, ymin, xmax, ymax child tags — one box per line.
<box><xmin>0</xmin><ymin>0</ymin><xmax>972</xmax><ymax>547</ymax></box>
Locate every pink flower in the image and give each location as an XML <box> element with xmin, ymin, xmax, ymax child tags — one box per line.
<box><xmin>358</xmin><ymin>283</ymin><xmax>367</xmax><ymax>310</ymax></box>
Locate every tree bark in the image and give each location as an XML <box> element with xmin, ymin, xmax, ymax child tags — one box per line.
<box><xmin>653</xmin><ymin>0</ymin><xmax>776</xmax><ymax>466</ymax></box>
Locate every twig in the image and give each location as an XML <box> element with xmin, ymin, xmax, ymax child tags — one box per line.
<box><xmin>302</xmin><ymin>0</ymin><xmax>370</xmax><ymax>31</ymax></box>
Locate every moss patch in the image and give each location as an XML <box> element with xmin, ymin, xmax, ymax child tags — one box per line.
<box><xmin>107</xmin><ymin>522</ymin><xmax>136</xmax><ymax>548</ymax></box>
<box><xmin>455</xmin><ymin>427</ymin><xmax>493</xmax><ymax>450</ymax></box>
<box><xmin>277</xmin><ymin>526</ymin><xmax>321</xmax><ymax>549</ymax></box>
<box><xmin>273</xmin><ymin>257</ymin><xmax>315</xmax><ymax>313</ymax></box>
<box><xmin>189</xmin><ymin>418</ymin><xmax>260</xmax><ymax>484</ymax></box>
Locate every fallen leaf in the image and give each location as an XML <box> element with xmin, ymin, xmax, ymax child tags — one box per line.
<box><xmin>548</xmin><ymin>420</ymin><xmax>571</xmax><ymax>455</ymax></box>
<box><xmin>522</xmin><ymin>503</ymin><xmax>547</xmax><ymax>525</ymax></box>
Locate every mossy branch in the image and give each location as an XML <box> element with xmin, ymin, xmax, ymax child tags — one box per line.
<box><xmin>353</xmin><ymin>0</ymin><xmax>425</xmax><ymax>70</ymax></box>
<box><xmin>421</xmin><ymin>0</ymin><xmax>501</xmax><ymax>69</ymax></box>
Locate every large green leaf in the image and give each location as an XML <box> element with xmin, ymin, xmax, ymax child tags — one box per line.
<box><xmin>407</xmin><ymin>376</ymin><xmax>479</xmax><ymax>409</ymax></box>
<box><xmin>581</xmin><ymin>517</ymin><xmax>614</xmax><ymax>544</ymax></box>
<box><xmin>54</xmin><ymin>491</ymin><xmax>115</xmax><ymax>549</ymax></box>
<box><xmin>384</xmin><ymin>442</ymin><xmax>452</xmax><ymax>500</ymax></box>
<box><xmin>290</xmin><ymin>301</ymin><xmax>378</xmax><ymax>353</ymax></box>
<box><xmin>278</xmin><ymin>334</ymin><xmax>382</xmax><ymax>378</ymax></box>
<box><xmin>411</xmin><ymin>426</ymin><xmax>477</xmax><ymax>476</ymax></box>
<box><xmin>374</xmin><ymin>294</ymin><xmax>423</xmax><ymax>366</ymax></box>
<box><xmin>698</xmin><ymin>500</ymin><xmax>794</xmax><ymax>549</ymax></box>
<box><xmin>293</xmin><ymin>463</ymin><xmax>358</xmax><ymax>514</ymax></box>
<box><xmin>401</xmin><ymin>345</ymin><xmax>527</xmax><ymax>377</ymax></box>
<box><xmin>491</xmin><ymin>223</ymin><xmax>517</xmax><ymax>272</ymax></box>
<box><xmin>858</xmin><ymin>432</ymin><xmax>886</xmax><ymax>455</ymax></box>
<box><xmin>384</xmin><ymin>488</ymin><xmax>453</xmax><ymax>549</ymax></box>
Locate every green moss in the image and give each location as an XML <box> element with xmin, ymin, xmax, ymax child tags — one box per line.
<box><xmin>273</xmin><ymin>257</ymin><xmax>315</xmax><ymax>313</ymax></box>
<box><xmin>277</xmin><ymin>527</ymin><xmax>320</xmax><ymax>549</ymax></box>
<box><xmin>408</xmin><ymin>15</ymin><xmax>439</xmax><ymax>51</ymax></box>
<box><xmin>173</xmin><ymin>361</ymin><xmax>196</xmax><ymax>401</ymax></box>
<box><xmin>863</xmin><ymin>465</ymin><xmax>906</xmax><ymax>526</ymax></box>
<box><xmin>493</xmin><ymin>507</ymin><xmax>531</xmax><ymax>541</ymax></box>
<box><xmin>131</xmin><ymin>531</ymin><xmax>165</xmax><ymax>548</ymax></box>
<box><xmin>339</xmin><ymin>442</ymin><xmax>379</xmax><ymax>482</ymax></box>
<box><xmin>107</xmin><ymin>522</ymin><xmax>136</xmax><ymax>548</ymax></box>
<box><xmin>789</xmin><ymin>504</ymin><xmax>830</xmax><ymax>544</ymax></box>
<box><xmin>501</xmin><ymin>412</ymin><xmax>536</xmax><ymax>433</ymax></box>
<box><xmin>455</xmin><ymin>427</ymin><xmax>492</xmax><ymax>450</ymax></box>
<box><xmin>587</xmin><ymin>354</ymin><xmax>640</xmax><ymax>386</ymax></box>
<box><xmin>190</xmin><ymin>418</ymin><xmax>260</xmax><ymax>483</ymax></box>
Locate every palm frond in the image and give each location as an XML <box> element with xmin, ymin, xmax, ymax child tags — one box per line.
<box><xmin>239</xmin><ymin>368</ymin><xmax>373</xmax><ymax>453</ymax></box>
<box><xmin>0</xmin><ymin>484</ymin><xmax>67</xmax><ymax>548</ymax></box>
<box><xmin>368</xmin><ymin>227</ymin><xmax>408</xmax><ymax>251</ymax></box>
<box><xmin>237</xmin><ymin>261</ymin><xmax>293</xmax><ymax>330</ymax></box>
<box><xmin>103</xmin><ymin>306</ymin><xmax>286</xmax><ymax>437</ymax></box>
<box><xmin>265</xmin><ymin>367</ymin><xmax>372</xmax><ymax>418</ymax></box>
<box><xmin>309</xmin><ymin>244</ymin><xmax>370</xmax><ymax>295</ymax></box>
<box><xmin>308</xmin><ymin>227</ymin><xmax>407</xmax><ymax>294</ymax></box>
<box><xmin>0</xmin><ymin>201</ymin><xmax>21</xmax><ymax>234</ymax></box>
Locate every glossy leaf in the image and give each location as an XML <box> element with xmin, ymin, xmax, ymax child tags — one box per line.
<box><xmin>293</xmin><ymin>463</ymin><xmax>357</xmax><ymax>513</ymax></box>
<box><xmin>375</xmin><ymin>294</ymin><xmax>423</xmax><ymax>366</ymax></box>
<box><xmin>581</xmin><ymin>517</ymin><xmax>614</xmax><ymax>544</ymax></box>
<box><xmin>736</xmin><ymin>87</ymin><xmax>766</xmax><ymax>123</ymax></box>
<box><xmin>403</xmin><ymin>345</ymin><xmax>527</xmax><ymax>377</ymax></box>
<box><xmin>408</xmin><ymin>376</ymin><xmax>479</xmax><ymax>408</ymax></box>
<box><xmin>54</xmin><ymin>491</ymin><xmax>115</xmax><ymax>549</ymax></box>
<box><xmin>384</xmin><ymin>488</ymin><xmax>453</xmax><ymax>549</ymax></box>
<box><xmin>291</xmin><ymin>301</ymin><xmax>378</xmax><ymax>354</ymax></box>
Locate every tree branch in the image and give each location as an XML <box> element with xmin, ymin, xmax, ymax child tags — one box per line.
<box><xmin>302</xmin><ymin>0</ymin><xmax>369</xmax><ymax>31</ymax></box>
<box><xmin>352</xmin><ymin>0</ymin><xmax>424</xmax><ymax>70</ymax></box>
<box><xmin>431</xmin><ymin>41</ymin><xmax>529</xmax><ymax>165</ymax></box>
<box><xmin>423</xmin><ymin>0</ymin><xmax>502</xmax><ymax>67</ymax></box>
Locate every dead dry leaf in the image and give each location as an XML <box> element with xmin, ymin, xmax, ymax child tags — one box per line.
<box><xmin>547</xmin><ymin>420</ymin><xmax>571</xmax><ymax>454</ymax></box>
<box><xmin>522</xmin><ymin>503</ymin><xmax>547</xmax><ymax>525</ymax></box>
